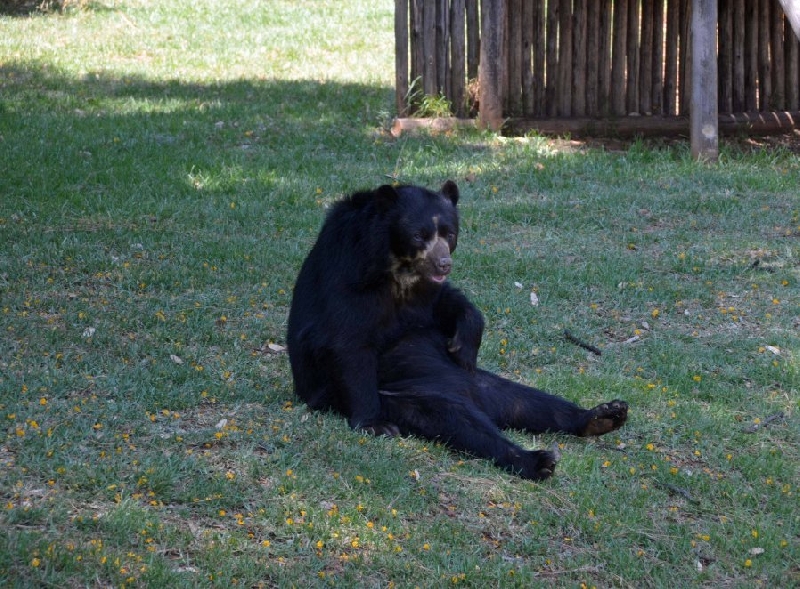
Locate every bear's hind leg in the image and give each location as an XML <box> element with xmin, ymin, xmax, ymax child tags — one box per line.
<box><xmin>378</xmin><ymin>390</ymin><xmax>558</xmax><ymax>480</ymax></box>
<box><xmin>474</xmin><ymin>371</ymin><xmax>628</xmax><ymax>437</ymax></box>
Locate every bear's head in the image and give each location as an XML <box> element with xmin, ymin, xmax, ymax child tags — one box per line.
<box><xmin>375</xmin><ymin>181</ymin><xmax>460</xmax><ymax>300</ymax></box>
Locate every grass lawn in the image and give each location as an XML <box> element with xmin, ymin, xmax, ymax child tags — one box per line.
<box><xmin>1</xmin><ymin>1</ymin><xmax>798</xmax><ymax>586</ymax></box>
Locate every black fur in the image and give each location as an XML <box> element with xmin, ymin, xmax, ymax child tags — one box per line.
<box><xmin>287</xmin><ymin>182</ymin><xmax>627</xmax><ymax>480</ymax></box>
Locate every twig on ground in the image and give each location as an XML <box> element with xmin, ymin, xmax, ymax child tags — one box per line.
<box><xmin>742</xmin><ymin>412</ymin><xmax>785</xmax><ymax>433</ymax></box>
<box><xmin>563</xmin><ymin>330</ymin><xmax>602</xmax><ymax>356</ymax></box>
<box><xmin>656</xmin><ymin>481</ymin><xmax>700</xmax><ymax>504</ymax></box>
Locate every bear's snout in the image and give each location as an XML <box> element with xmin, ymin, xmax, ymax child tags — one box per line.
<box><xmin>436</xmin><ymin>256</ymin><xmax>452</xmax><ymax>275</ymax></box>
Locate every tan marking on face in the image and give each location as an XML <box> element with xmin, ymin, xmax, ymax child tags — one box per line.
<box><xmin>389</xmin><ymin>221</ymin><xmax>452</xmax><ymax>300</ymax></box>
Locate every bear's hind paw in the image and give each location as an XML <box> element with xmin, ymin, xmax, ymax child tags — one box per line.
<box><xmin>580</xmin><ymin>399</ymin><xmax>628</xmax><ymax>437</ymax></box>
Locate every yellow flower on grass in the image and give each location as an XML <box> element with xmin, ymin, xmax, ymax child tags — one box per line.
<box><xmin>31</xmin><ymin>558</ymin><xmax>41</xmax><ymax>567</ymax></box>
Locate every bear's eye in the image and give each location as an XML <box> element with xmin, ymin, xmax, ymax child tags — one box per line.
<box><xmin>412</xmin><ymin>231</ymin><xmax>425</xmax><ymax>244</ymax></box>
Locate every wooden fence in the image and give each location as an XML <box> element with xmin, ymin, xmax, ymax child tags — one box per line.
<box><xmin>395</xmin><ymin>0</ymin><xmax>800</xmax><ymax>121</ymax></box>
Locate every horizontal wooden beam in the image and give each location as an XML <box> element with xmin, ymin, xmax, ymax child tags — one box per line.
<box><xmin>503</xmin><ymin>112</ymin><xmax>800</xmax><ymax>137</ymax></box>
<box><xmin>390</xmin><ymin>117</ymin><xmax>477</xmax><ymax>137</ymax></box>
<box><xmin>390</xmin><ymin>112</ymin><xmax>800</xmax><ymax>138</ymax></box>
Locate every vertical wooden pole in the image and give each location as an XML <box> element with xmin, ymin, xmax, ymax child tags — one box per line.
<box><xmin>626</xmin><ymin>0</ymin><xmax>640</xmax><ymax>114</ymax></box>
<box><xmin>451</xmin><ymin>0</ymin><xmax>467</xmax><ymax>116</ymax></box>
<box><xmin>572</xmin><ymin>0</ymin><xmax>588</xmax><ymax>116</ymax></box>
<box><xmin>395</xmin><ymin>0</ymin><xmax>410</xmax><ymax>116</ymax></box>
<box><xmin>640</xmin><ymin>0</ymin><xmax>654</xmax><ymax>114</ymax></box>
<box><xmin>691</xmin><ymin>0</ymin><xmax>718</xmax><ymax>162</ymax></box>
<box><xmin>787</xmin><ymin>18</ymin><xmax>800</xmax><ymax>110</ymax></box>
<box><xmin>521</xmin><ymin>0</ymin><xmax>535</xmax><ymax>116</ymax></box>
<box><xmin>733</xmin><ymin>0</ymin><xmax>745</xmax><ymax>111</ymax></box>
<box><xmin>507</xmin><ymin>0</ymin><xmax>523</xmax><ymax>115</ymax></box>
<box><xmin>412</xmin><ymin>0</ymin><xmax>425</xmax><ymax>98</ymax></box>
<box><xmin>479</xmin><ymin>0</ymin><xmax>507</xmax><ymax>130</ymax></box>
<box><xmin>745</xmin><ymin>0</ymin><xmax>758</xmax><ymax>110</ymax></box>
<box><xmin>680</xmin><ymin>0</ymin><xmax>692</xmax><ymax>115</ymax></box>
<box><xmin>665</xmin><ymin>0</ymin><xmax>681</xmax><ymax>115</ymax></box>
<box><xmin>759</xmin><ymin>0</ymin><xmax>772</xmax><ymax>110</ymax></box>
<box><xmin>598</xmin><ymin>0</ymin><xmax>613</xmax><ymax>116</ymax></box>
<box><xmin>586</xmin><ymin>0</ymin><xmax>600</xmax><ymax>116</ymax></box>
<box><xmin>718</xmin><ymin>0</ymin><xmax>733</xmax><ymax>113</ymax></box>
<box><xmin>557</xmin><ymin>0</ymin><xmax>573</xmax><ymax>116</ymax></box>
<box><xmin>532</xmin><ymin>0</ymin><xmax>546</xmax><ymax>115</ymax></box>
<box><xmin>651</xmin><ymin>0</ymin><xmax>665</xmax><ymax>114</ymax></box>
<box><xmin>771</xmin><ymin>0</ymin><xmax>785</xmax><ymax>109</ymax></box>
<box><xmin>437</xmin><ymin>0</ymin><xmax>450</xmax><ymax>97</ymax></box>
<box><xmin>423</xmin><ymin>0</ymin><xmax>437</xmax><ymax>96</ymax></box>
<box><xmin>545</xmin><ymin>0</ymin><xmax>559</xmax><ymax>116</ymax></box>
<box><xmin>611</xmin><ymin>0</ymin><xmax>628</xmax><ymax>116</ymax></box>
<box><xmin>466</xmin><ymin>0</ymin><xmax>480</xmax><ymax>81</ymax></box>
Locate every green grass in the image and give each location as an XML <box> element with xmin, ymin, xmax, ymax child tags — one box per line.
<box><xmin>1</xmin><ymin>1</ymin><xmax>799</xmax><ymax>587</ymax></box>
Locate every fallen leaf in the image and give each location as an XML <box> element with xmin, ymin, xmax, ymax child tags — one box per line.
<box><xmin>530</xmin><ymin>292</ymin><xmax>539</xmax><ymax>306</ymax></box>
<box><xmin>82</xmin><ymin>327</ymin><xmax>96</xmax><ymax>338</ymax></box>
<box><xmin>764</xmin><ymin>345</ymin><xmax>781</xmax><ymax>356</ymax></box>
<box><xmin>170</xmin><ymin>354</ymin><xmax>184</xmax><ymax>364</ymax></box>
<box><xmin>268</xmin><ymin>343</ymin><xmax>286</xmax><ymax>352</ymax></box>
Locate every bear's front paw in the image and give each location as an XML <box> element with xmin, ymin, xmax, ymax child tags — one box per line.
<box><xmin>360</xmin><ymin>420</ymin><xmax>401</xmax><ymax>437</ymax></box>
<box><xmin>580</xmin><ymin>399</ymin><xmax>629</xmax><ymax>436</ymax></box>
<box><xmin>518</xmin><ymin>449</ymin><xmax>559</xmax><ymax>481</ymax></box>
<box><xmin>447</xmin><ymin>338</ymin><xmax>478</xmax><ymax>372</ymax></box>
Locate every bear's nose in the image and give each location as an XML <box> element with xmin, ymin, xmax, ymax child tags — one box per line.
<box><xmin>438</xmin><ymin>256</ymin><xmax>452</xmax><ymax>274</ymax></box>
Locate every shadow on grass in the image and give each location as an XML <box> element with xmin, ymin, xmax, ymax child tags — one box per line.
<box><xmin>0</xmin><ymin>60</ymin><xmax>395</xmax><ymax>217</ymax></box>
<box><xmin>2</xmin><ymin>0</ymin><xmax>129</xmax><ymax>17</ymax></box>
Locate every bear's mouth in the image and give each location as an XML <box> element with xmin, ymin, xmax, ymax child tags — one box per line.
<box><xmin>429</xmin><ymin>274</ymin><xmax>448</xmax><ymax>284</ymax></box>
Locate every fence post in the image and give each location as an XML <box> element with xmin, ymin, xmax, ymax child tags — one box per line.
<box><xmin>395</xmin><ymin>0</ymin><xmax>410</xmax><ymax>116</ymax></box>
<box><xmin>691</xmin><ymin>0</ymin><xmax>718</xmax><ymax>161</ymax></box>
<box><xmin>478</xmin><ymin>0</ymin><xmax>506</xmax><ymax>130</ymax></box>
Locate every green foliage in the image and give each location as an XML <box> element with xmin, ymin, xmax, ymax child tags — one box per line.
<box><xmin>1</xmin><ymin>1</ymin><xmax>798</xmax><ymax>587</ymax></box>
<box><xmin>406</xmin><ymin>77</ymin><xmax>454</xmax><ymax>118</ymax></box>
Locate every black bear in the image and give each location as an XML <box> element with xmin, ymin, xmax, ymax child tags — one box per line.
<box><xmin>287</xmin><ymin>181</ymin><xmax>628</xmax><ymax>480</ymax></box>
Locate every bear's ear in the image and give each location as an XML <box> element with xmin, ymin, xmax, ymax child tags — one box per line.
<box><xmin>374</xmin><ymin>184</ymin><xmax>399</xmax><ymax>211</ymax></box>
<box><xmin>440</xmin><ymin>180</ymin><xmax>459</xmax><ymax>206</ymax></box>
